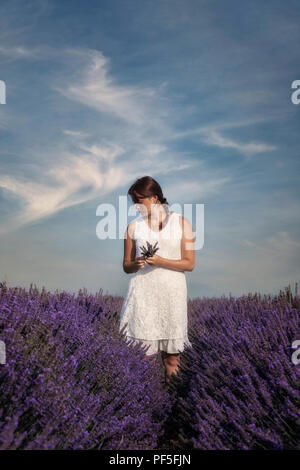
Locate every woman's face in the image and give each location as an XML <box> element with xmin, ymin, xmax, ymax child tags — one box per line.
<box><xmin>134</xmin><ymin>193</ymin><xmax>158</xmax><ymax>216</ymax></box>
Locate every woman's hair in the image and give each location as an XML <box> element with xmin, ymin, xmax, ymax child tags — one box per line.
<box><xmin>128</xmin><ymin>176</ymin><xmax>169</xmax><ymax>206</ymax></box>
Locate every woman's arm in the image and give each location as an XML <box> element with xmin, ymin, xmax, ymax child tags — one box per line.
<box><xmin>122</xmin><ymin>222</ymin><xmax>146</xmax><ymax>274</ymax></box>
<box><xmin>123</xmin><ymin>222</ymin><xmax>136</xmax><ymax>273</ymax></box>
<box><xmin>146</xmin><ymin>216</ymin><xmax>195</xmax><ymax>273</ymax></box>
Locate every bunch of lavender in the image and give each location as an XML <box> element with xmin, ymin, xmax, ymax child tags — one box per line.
<box><xmin>140</xmin><ymin>241</ymin><xmax>159</xmax><ymax>258</ymax></box>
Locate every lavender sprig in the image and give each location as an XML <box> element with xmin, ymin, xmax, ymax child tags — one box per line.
<box><xmin>140</xmin><ymin>241</ymin><xmax>159</xmax><ymax>258</ymax></box>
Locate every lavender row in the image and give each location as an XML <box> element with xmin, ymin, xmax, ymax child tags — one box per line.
<box><xmin>0</xmin><ymin>283</ymin><xmax>172</xmax><ymax>450</ymax></box>
<box><xmin>163</xmin><ymin>292</ymin><xmax>300</xmax><ymax>450</ymax></box>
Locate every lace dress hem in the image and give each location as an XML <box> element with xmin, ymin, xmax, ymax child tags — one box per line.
<box><xmin>126</xmin><ymin>335</ymin><xmax>193</xmax><ymax>355</ymax></box>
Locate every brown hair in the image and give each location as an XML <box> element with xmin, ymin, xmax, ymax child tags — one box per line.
<box><xmin>128</xmin><ymin>176</ymin><xmax>168</xmax><ymax>206</ymax></box>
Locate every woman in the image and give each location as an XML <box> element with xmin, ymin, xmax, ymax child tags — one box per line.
<box><xmin>119</xmin><ymin>176</ymin><xmax>195</xmax><ymax>384</ymax></box>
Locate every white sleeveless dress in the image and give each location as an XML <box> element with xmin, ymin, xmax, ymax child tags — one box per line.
<box><xmin>119</xmin><ymin>211</ymin><xmax>193</xmax><ymax>355</ymax></box>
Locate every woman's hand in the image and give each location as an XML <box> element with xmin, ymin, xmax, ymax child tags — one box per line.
<box><xmin>145</xmin><ymin>254</ymin><xmax>164</xmax><ymax>267</ymax></box>
<box><xmin>133</xmin><ymin>256</ymin><xmax>147</xmax><ymax>271</ymax></box>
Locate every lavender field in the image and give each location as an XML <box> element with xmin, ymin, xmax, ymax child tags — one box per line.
<box><xmin>0</xmin><ymin>281</ymin><xmax>299</xmax><ymax>450</ymax></box>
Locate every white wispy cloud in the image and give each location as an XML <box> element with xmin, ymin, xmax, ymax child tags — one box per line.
<box><xmin>201</xmin><ymin>128</ymin><xmax>276</xmax><ymax>156</ymax></box>
<box><xmin>165</xmin><ymin>175</ymin><xmax>231</xmax><ymax>203</ymax></box>
<box><xmin>0</xmin><ymin>150</ymin><xmax>127</xmax><ymax>235</ymax></box>
<box><xmin>54</xmin><ymin>48</ymin><xmax>162</xmax><ymax>126</ymax></box>
<box><xmin>0</xmin><ymin>44</ymin><xmax>233</xmax><ymax>235</ymax></box>
<box><xmin>0</xmin><ymin>45</ymin><xmax>37</xmax><ymax>58</ymax></box>
<box><xmin>62</xmin><ymin>129</ymin><xmax>90</xmax><ymax>137</ymax></box>
<box><xmin>78</xmin><ymin>142</ymin><xmax>124</xmax><ymax>162</ymax></box>
<box><xmin>0</xmin><ymin>41</ymin><xmax>280</xmax><ymax>239</ymax></box>
<box><xmin>240</xmin><ymin>231</ymin><xmax>300</xmax><ymax>256</ymax></box>
<box><xmin>172</xmin><ymin>118</ymin><xmax>277</xmax><ymax>157</ymax></box>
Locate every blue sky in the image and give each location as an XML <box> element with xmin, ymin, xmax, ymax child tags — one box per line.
<box><xmin>0</xmin><ymin>0</ymin><xmax>299</xmax><ymax>298</ymax></box>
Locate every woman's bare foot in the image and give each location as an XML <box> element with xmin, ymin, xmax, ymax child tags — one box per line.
<box><xmin>161</xmin><ymin>351</ymin><xmax>180</xmax><ymax>384</ymax></box>
<box><xmin>142</xmin><ymin>354</ymin><xmax>157</xmax><ymax>363</ymax></box>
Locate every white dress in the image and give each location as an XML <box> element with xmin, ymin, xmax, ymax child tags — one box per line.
<box><xmin>119</xmin><ymin>211</ymin><xmax>193</xmax><ymax>355</ymax></box>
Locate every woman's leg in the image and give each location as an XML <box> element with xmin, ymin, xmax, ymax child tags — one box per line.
<box><xmin>161</xmin><ymin>351</ymin><xmax>180</xmax><ymax>383</ymax></box>
<box><xmin>142</xmin><ymin>353</ymin><xmax>157</xmax><ymax>363</ymax></box>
